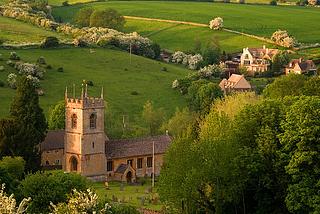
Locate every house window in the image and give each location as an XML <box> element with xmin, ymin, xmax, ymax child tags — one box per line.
<box><xmin>107</xmin><ymin>161</ymin><xmax>113</xmax><ymax>172</ymax></box>
<box><xmin>71</xmin><ymin>114</ymin><xmax>77</xmax><ymax>129</ymax></box>
<box><xmin>264</xmin><ymin>60</ymin><xmax>269</xmax><ymax>65</ymax></box>
<box><xmin>245</xmin><ymin>54</ymin><xmax>249</xmax><ymax>59</ymax></box>
<box><xmin>90</xmin><ymin>114</ymin><xmax>96</xmax><ymax>129</ymax></box>
<box><xmin>92</xmin><ymin>142</ymin><xmax>94</xmax><ymax>148</ymax></box>
<box><xmin>55</xmin><ymin>149</ymin><xmax>59</xmax><ymax>153</ymax></box>
<box><xmin>311</xmin><ymin>64</ymin><xmax>314</xmax><ymax>67</ymax></box>
<box><xmin>127</xmin><ymin>159</ymin><xmax>133</xmax><ymax>167</ymax></box>
<box><xmin>244</xmin><ymin>61</ymin><xmax>250</xmax><ymax>65</ymax></box>
<box><xmin>45</xmin><ymin>160</ymin><xmax>49</xmax><ymax>165</ymax></box>
<box><xmin>46</xmin><ymin>150</ymin><xmax>50</xmax><ymax>154</ymax></box>
<box><xmin>55</xmin><ymin>159</ymin><xmax>60</xmax><ymax>165</ymax></box>
<box><xmin>147</xmin><ymin>157</ymin><xmax>153</xmax><ymax>168</ymax></box>
<box><xmin>137</xmin><ymin>158</ymin><xmax>143</xmax><ymax>169</ymax></box>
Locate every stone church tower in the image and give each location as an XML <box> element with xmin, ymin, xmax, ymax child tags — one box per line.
<box><xmin>63</xmin><ymin>87</ymin><xmax>107</xmax><ymax>179</ymax></box>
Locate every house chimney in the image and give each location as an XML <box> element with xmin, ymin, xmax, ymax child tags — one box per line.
<box><xmin>299</xmin><ymin>58</ymin><xmax>303</xmax><ymax>63</ymax></box>
<box><xmin>263</xmin><ymin>45</ymin><xmax>266</xmax><ymax>49</ymax></box>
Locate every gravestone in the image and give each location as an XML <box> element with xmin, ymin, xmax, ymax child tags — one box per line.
<box><xmin>162</xmin><ymin>206</ymin><xmax>166</xmax><ymax>212</ymax></box>
<box><xmin>112</xmin><ymin>195</ymin><xmax>115</xmax><ymax>201</ymax></box>
<box><xmin>145</xmin><ymin>188</ymin><xmax>149</xmax><ymax>194</ymax></box>
<box><xmin>147</xmin><ymin>195</ymin><xmax>150</xmax><ymax>200</ymax></box>
<box><xmin>149</xmin><ymin>199</ymin><xmax>152</xmax><ymax>204</ymax></box>
<box><xmin>154</xmin><ymin>196</ymin><xmax>158</xmax><ymax>205</ymax></box>
<box><xmin>120</xmin><ymin>184</ymin><xmax>124</xmax><ymax>191</ymax></box>
<box><xmin>149</xmin><ymin>187</ymin><xmax>152</xmax><ymax>193</ymax></box>
<box><xmin>135</xmin><ymin>188</ymin><xmax>138</xmax><ymax>193</ymax></box>
<box><xmin>141</xmin><ymin>196</ymin><xmax>145</xmax><ymax>206</ymax></box>
<box><xmin>121</xmin><ymin>195</ymin><xmax>125</xmax><ymax>203</ymax></box>
<box><xmin>114</xmin><ymin>197</ymin><xmax>118</xmax><ymax>202</ymax></box>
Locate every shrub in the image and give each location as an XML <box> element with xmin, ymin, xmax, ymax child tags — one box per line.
<box><xmin>196</xmin><ymin>60</ymin><xmax>209</xmax><ymax>70</ymax></box>
<box><xmin>7</xmin><ymin>73</ymin><xmax>17</xmax><ymax>89</ymax></box>
<box><xmin>86</xmin><ymin>80</ymin><xmax>93</xmax><ymax>86</ymax></box>
<box><xmin>270</xmin><ymin>0</ymin><xmax>277</xmax><ymax>5</ymax></box>
<box><xmin>37</xmin><ymin>89</ymin><xmax>45</xmax><ymax>96</ymax></box>
<box><xmin>162</xmin><ymin>67</ymin><xmax>167</xmax><ymax>71</ymax></box>
<box><xmin>26</xmin><ymin>75</ymin><xmax>40</xmax><ymax>88</ymax></box>
<box><xmin>0</xmin><ymin>66</ymin><xmax>5</xmax><ymax>72</ymax></box>
<box><xmin>45</xmin><ymin>64</ymin><xmax>52</xmax><ymax>69</ymax></box>
<box><xmin>138</xmin><ymin>178</ymin><xmax>147</xmax><ymax>186</ymax></box>
<box><xmin>0</xmin><ymin>54</ymin><xmax>3</xmax><ymax>61</ymax></box>
<box><xmin>0</xmin><ymin>80</ymin><xmax>4</xmax><ymax>87</ymax></box>
<box><xmin>209</xmin><ymin>17</ymin><xmax>223</xmax><ymax>30</ymax></box>
<box><xmin>10</xmin><ymin>52</ymin><xmax>20</xmax><ymax>60</ymax></box>
<box><xmin>37</xmin><ymin>56</ymin><xmax>46</xmax><ymax>64</ymax></box>
<box><xmin>62</xmin><ymin>1</ymin><xmax>69</xmax><ymax>6</ymax></box>
<box><xmin>6</xmin><ymin>60</ymin><xmax>15</xmax><ymax>67</ymax></box>
<box><xmin>40</xmin><ymin>36</ymin><xmax>59</xmax><ymax>49</ymax></box>
<box><xmin>271</xmin><ymin>30</ymin><xmax>297</xmax><ymax>48</ymax></box>
<box><xmin>131</xmin><ymin>91</ymin><xmax>138</xmax><ymax>95</ymax></box>
<box><xmin>57</xmin><ymin>67</ymin><xmax>64</xmax><ymax>72</ymax></box>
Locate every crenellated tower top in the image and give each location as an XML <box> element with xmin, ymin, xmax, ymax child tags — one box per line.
<box><xmin>65</xmin><ymin>86</ymin><xmax>104</xmax><ymax>109</ymax></box>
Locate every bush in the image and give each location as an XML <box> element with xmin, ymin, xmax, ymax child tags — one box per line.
<box><xmin>38</xmin><ymin>89</ymin><xmax>45</xmax><ymax>96</ymax></box>
<box><xmin>0</xmin><ymin>80</ymin><xmax>4</xmax><ymax>87</ymax></box>
<box><xmin>0</xmin><ymin>54</ymin><xmax>3</xmax><ymax>61</ymax></box>
<box><xmin>37</xmin><ymin>56</ymin><xmax>46</xmax><ymax>64</ymax></box>
<box><xmin>196</xmin><ymin>60</ymin><xmax>209</xmax><ymax>70</ymax></box>
<box><xmin>7</xmin><ymin>73</ymin><xmax>17</xmax><ymax>89</ymax></box>
<box><xmin>0</xmin><ymin>66</ymin><xmax>5</xmax><ymax>72</ymax></box>
<box><xmin>162</xmin><ymin>67</ymin><xmax>167</xmax><ymax>71</ymax></box>
<box><xmin>40</xmin><ymin>36</ymin><xmax>59</xmax><ymax>49</ymax></box>
<box><xmin>86</xmin><ymin>80</ymin><xmax>93</xmax><ymax>86</ymax></box>
<box><xmin>57</xmin><ymin>67</ymin><xmax>64</xmax><ymax>72</ymax></box>
<box><xmin>62</xmin><ymin>1</ymin><xmax>69</xmax><ymax>6</ymax></box>
<box><xmin>45</xmin><ymin>64</ymin><xmax>52</xmax><ymax>69</ymax></box>
<box><xmin>138</xmin><ymin>177</ymin><xmax>147</xmax><ymax>186</ymax></box>
<box><xmin>270</xmin><ymin>0</ymin><xmax>277</xmax><ymax>5</ymax></box>
<box><xmin>131</xmin><ymin>91</ymin><xmax>138</xmax><ymax>95</ymax></box>
<box><xmin>10</xmin><ymin>52</ymin><xmax>20</xmax><ymax>60</ymax></box>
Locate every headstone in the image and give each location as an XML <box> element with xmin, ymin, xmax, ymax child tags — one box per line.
<box><xmin>135</xmin><ymin>188</ymin><xmax>138</xmax><ymax>193</ymax></box>
<box><xmin>154</xmin><ymin>196</ymin><xmax>158</xmax><ymax>205</ymax></box>
<box><xmin>149</xmin><ymin>187</ymin><xmax>152</xmax><ymax>193</ymax></box>
<box><xmin>137</xmin><ymin>197</ymin><xmax>141</xmax><ymax>200</ymax></box>
<box><xmin>129</xmin><ymin>197</ymin><xmax>132</xmax><ymax>201</ymax></box>
<box><xmin>162</xmin><ymin>206</ymin><xmax>166</xmax><ymax>212</ymax></box>
<box><xmin>120</xmin><ymin>184</ymin><xmax>124</xmax><ymax>191</ymax></box>
<box><xmin>145</xmin><ymin>188</ymin><xmax>149</xmax><ymax>194</ymax></box>
<box><xmin>155</xmin><ymin>193</ymin><xmax>159</xmax><ymax>198</ymax></box>
<box><xmin>114</xmin><ymin>197</ymin><xmax>118</xmax><ymax>202</ymax></box>
<box><xmin>112</xmin><ymin>195</ymin><xmax>115</xmax><ymax>201</ymax></box>
<box><xmin>149</xmin><ymin>199</ymin><xmax>152</xmax><ymax>204</ymax></box>
<box><xmin>147</xmin><ymin>195</ymin><xmax>150</xmax><ymax>200</ymax></box>
<box><xmin>121</xmin><ymin>195</ymin><xmax>125</xmax><ymax>203</ymax></box>
<box><xmin>141</xmin><ymin>196</ymin><xmax>145</xmax><ymax>206</ymax></box>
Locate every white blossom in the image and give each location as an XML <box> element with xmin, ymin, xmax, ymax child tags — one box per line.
<box><xmin>210</xmin><ymin>17</ymin><xmax>223</xmax><ymax>30</ymax></box>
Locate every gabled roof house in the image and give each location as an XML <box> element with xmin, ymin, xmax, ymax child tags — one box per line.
<box><xmin>285</xmin><ymin>58</ymin><xmax>317</xmax><ymax>75</ymax></box>
<box><xmin>219</xmin><ymin>74</ymin><xmax>251</xmax><ymax>94</ymax></box>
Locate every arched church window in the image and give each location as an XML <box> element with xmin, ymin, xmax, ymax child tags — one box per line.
<box><xmin>90</xmin><ymin>114</ymin><xmax>96</xmax><ymax>129</ymax></box>
<box><xmin>71</xmin><ymin>114</ymin><xmax>77</xmax><ymax>129</ymax></box>
<box><xmin>70</xmin><ymin>156</ymin><xmax>78</xmax><ymax>172</ymax></box>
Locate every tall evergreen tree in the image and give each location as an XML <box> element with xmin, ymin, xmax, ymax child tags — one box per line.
<box><xmin>9</xmin><ymin>75</ymin><xmax>47</xmax><ymax>172</ymax></box>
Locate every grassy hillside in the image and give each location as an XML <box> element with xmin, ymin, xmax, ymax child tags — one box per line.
<box><xmin>0</xmin><ymin>16</ymin><xmax>72</xmax><ymax>45</ymax></box>
<box><xmin>52</xmin><ymin>1</ymin><xmax>320</xmax><ymax>46</ymax></box>
<box><xmin>0</xmin><ymin>47</ymin><xmax>189</xmax><ymax>120</ymax></box>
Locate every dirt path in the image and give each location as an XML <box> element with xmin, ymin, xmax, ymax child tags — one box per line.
<box><xmin>124</xmin><ymin>16</ymin><xmax>278</xmax><ymax>46</ymax></box>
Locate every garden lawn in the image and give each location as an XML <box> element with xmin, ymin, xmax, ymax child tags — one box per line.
<box><xmin>0</xmin><ymin>16</ymin><xmax>72</xmax><ymax>45</ymax></box>
<box><xmin>52</xmin><ymin>1</ymin><xmax>320</xmax><ymax>45</ymax></box>
<box><xmin>92</xmin><ymin>179</ymin><xmax>163</xmax><ymax>211</ymax></box>
<box><xmin>0</xmin><ymin>47</ymin><xmax>189</xmax><ymax>121</ymax></box>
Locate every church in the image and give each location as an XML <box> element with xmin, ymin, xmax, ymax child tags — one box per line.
<box><xmin>41</xmin><ymin>87</ymin><xmax>173</xmax><ymax>182</ymax></box>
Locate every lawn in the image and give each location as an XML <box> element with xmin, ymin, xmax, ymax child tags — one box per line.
<box><xmin>0</xmin><ymin>47</ymin><xmax>190</xmax><ymax>120</ymax></box>
<box><xmin>0</xmin><ymin>16</ymin><xmax>72</xmax><ymax>45</ymax></box>
<box><xmin>92</xmin><ymin>178</ymin><xmax>164</xmax><ymax>211</ymax></box>
<box><xmin>51</xmin><ymin>1</ymin><xmax>320</xmax><ymax>46</ymax></box>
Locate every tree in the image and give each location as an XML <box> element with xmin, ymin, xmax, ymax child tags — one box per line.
<box><xmin>40</xmin><ymin>36</ymin><xmax>59</xmax><ymax>49</ymax></box>
<box><xmin>72</xmin><ymin>7</ymin><xmax>93</xmax><ymax>28</ymax></box>
<box><xmin>271</xmin><ymin>52</ymin><xmax>282</xmax><ymax>74</ymax></box>
<box><xmin>302</xmin><ymin>76</ymin><xmax>320</xmax><ymax>96</ymax></box>
<box><xmin>141</xmin><ymin>101</ymin><xmax>166</xmax><ymax>136</ymax></box>
<box><xmin>209</xmin><ymin>17</ymin><xmax>223</xmax><ymax>30</ymax></box>
<box><xmin>90</xmin><ymin>8</ymin><xmax>126</xmax><ymax>31</ymax></box>
<box><xmin>271</xmin><ymin>30</ymin><xmax>296</xmax><ymax>48</ymax></box>
<box><xmin>194</xmin><ymin>38</ymin><xmax>202</xmax><ymax>54</ymax></box>
<box><xmin>48</xmin><ymin>100</ymin><xmax>65</xmax><ymax>130</ymax></box>
<box><xmin>9</xmin><ymin>76</ymin><xmax>47</xmax><ymax>172</ymax></box>
<box><xmin>0</xmin><ymin>156</ymin><xmax>25</xmax><ymax>193</ymax></box>
<box><xmin>203</xmin><ymin>38</ymin><xmax>220</xmax><ymax>65</ymax></box>
<box><xmin>196</xmin><ymin>82</ymin><xmax>224</xmax><ymax>113</ymax></box>
<box><xmin>17</xmin><ymin>170</ymin><xmax>90</xmax><ymax>214</ymax></box>
<box><xmin>104</xmin><ymin>101</ymin><xmax>123</xmax><ymax>140</ymax></box>
<box><xmin>166</xmin><ymin>107</ymin><xmax>195</xmax><ymax>137</ymax></box>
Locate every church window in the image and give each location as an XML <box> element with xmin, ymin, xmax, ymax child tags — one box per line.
<box><xmin>147</xmin><ymin>157</ymin><xmax>153</xmax><ymax>168</ymax></box>
<box><xmin>71</xmin><ymin>156</ymin><xmax>78</xmax><ymax>171</ymax></box>
<box><xmin>71</xmin><ymin>114</ymin><xmax>77</xmax><ymax>129</ymax></box>
<box><xmin>55</xmin><ymin>149</ymin><xmax>59</xmax><ymax>153</ymax></box>
<box><xmin>46</xmin><ymin>150</ymin><xmax>50</xmax><ymax>154</ymax></box>
<box><xmin>45</xmin><ymin>160</ymin><xmax>49</xmax><ymax>165</ymax></box>
<box><xmin>90</xmin><ymin>114</ymin><xmax>97</xmax><ymax>129</ymax></box>
<box><xmin>107</xmin><ymin>161</ymin><xmax>113</xmax><ymax>171</ymax></box>
<box><xmin>55</xmin><ymin>159</ymin><xmax>60</xmax><ymax>164</ymax></box>
<box><xmin>92</xmin><ymin>142</ymin><xmax>94</xmax><ymax>148</ymax></box>
<box><xmin>137</xmin><ymin>158</ymin><xmax>143</xmax><ymax>169</ymax></box>
<box><xmin>127</xmin><ymin>159</ymin><xmax>133</xmax><ymax>167</ymax></box>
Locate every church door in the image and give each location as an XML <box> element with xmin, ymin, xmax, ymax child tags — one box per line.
<box><xmin>70</xmin><ymin>156</ymin><xmax>78</xmax><ymax>172</ymax></box>
<box><xmin>126</xmin><ymin>171</ymin><xmax>132</xmax><ymax>183</ymax></box>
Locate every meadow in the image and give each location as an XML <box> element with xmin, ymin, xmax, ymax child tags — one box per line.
<box><xmin>51</xmin><ymin>1</ymin><xmax>320</xmax><ymax>48</ymax></box>
<box><xmin>0</xmin><ymin>47</ymin><xmax>189</xmax><ymax>120</ymax></box>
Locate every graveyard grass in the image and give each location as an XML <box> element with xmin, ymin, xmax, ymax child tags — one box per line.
<box><xmin>92</xmin><ymin>178</ymin><xmax>164</xmax><ymax>211</ymax></box>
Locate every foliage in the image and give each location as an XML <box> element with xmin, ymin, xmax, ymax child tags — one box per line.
<box><xmin>0</xmin><ymin>183</ymin><xmax>31</xmax><ymax>214</ymax></box>
<box><xmin>18</xmin><ymin>170</ymin><xmax>90</xmax><ymax>214</ymax></box>
<box><xmin>72</xmin><ymin>7</ymin><xmax>94</xmax><ymax>28</ymax></box>
<box><xmin>171</xmin><ymin>51</ymin><xmax>204</xmax><ymax>70</ymax></box>
<box><xmin>0</xmin><ymin>80</ymin><xmax>4</xmax><ymax>87</ymax></box>
<box><xmin>0</xmin><ymin>156</ymin><xmax>25</xmax><ymax>181</ymax></box>
<box><xmin>57</xmin><ymin>67</ymin><xmax>64</xmax><ymax>72</ymax></box>
<box><xmin>90</xmin><ymin>8</ymin><xmax>126</xmax><ymax>31</ymax></box>
<box><xmin>7</xmin><ymin>73</ymin><xmax>17</xmax><ymax>89</ymax></box>
<box><xmin>270</xmin><ymin>0</ymin><xmax>277</xmax><ymax>5</ymax></box>
<box><xmin>209</xmin><ymin>17</ymin><xmax>223</xmax><ymax>30</ymax></box>
<box><xmin>37</xmin><ymin>56</ymin><xmax>46</xmax><ymax>64</ymax></box>
<box><xmin>9</xmin><ymin>76</ymin><xmax>47</xmax><ymax>172</ymax></box>
<box><xmin>14</xmin><ymin>61</ymin><xmax>45</xmax><ymax>79</ymax></box>
<box><xmin>48</xmin><ymin>100</ymin><xmax>66</xmax><ymax>130</ymax></box>
<box><xmin>10</xmin><ymin>52</ymin><xmax>20</xmax><ymax>60</ymax></box>
<box><xmin>103</xmin><ymin>101</ymin><xmax>124</xmax><ymax>140</ymax></box>
<box><xmin>271</xmin><ymin>30</ymin><xmax>297</xmax><ymax>48</ymax></box>
<box><xmin>40</xmin><ymin>36</ymin><xmax>59</xmax><ymax>49</ymax></box>
<box><xmin>166</xmin><ymin>107</ymin><xmax>195</xmax><ymax>137</ymax></box>
<box><xmin>141</xmin><ymin>101</ymin><xmax>166</xmax><ymax>136</ymax></box>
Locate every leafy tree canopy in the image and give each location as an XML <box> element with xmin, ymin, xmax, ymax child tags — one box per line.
<box><xmin>90</xmin><ymin>8</ymin><xmax>126</xmax><ymax>31</ymax></box>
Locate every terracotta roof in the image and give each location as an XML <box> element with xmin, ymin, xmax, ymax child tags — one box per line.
<box><xmin>42</xmin><ymin>130</ymin><xmax>65</xmax><ymax>150</ymax></box>
<box><xmin>114</xmin><ymin>163</ymin><xmax>129</xmax><ymax>174</ymax></box>
<box><xmin>106</xmin><ymin>135</ymin><xmax>173</xmax><ymax>159</ymax></box>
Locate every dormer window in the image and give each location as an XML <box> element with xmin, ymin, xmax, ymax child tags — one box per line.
<box><xmin>71</xmin><ymin>114</ymin><xmax>77</xmax><ymax>129</ymax></box>
<box><xmin>90</xmin><ymin>114</ymin><xmax>96</xmax><ymax>129</ymax></box>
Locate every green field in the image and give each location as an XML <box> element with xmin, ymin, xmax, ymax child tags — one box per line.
<box><xmin>0</xmin><ymin>16</ymin><xmax>72</xmax><ymax>45</ymax></box>
<box><xmin>51</xmin><ymin>1</ymin><xmax>320</xmax><ymax>46</ymax></box>
<box><xmin>0</xmin><ymin>47</ymin><xmax>189</xmax><ymax>120</ymax></box>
